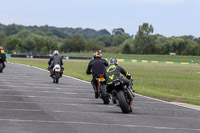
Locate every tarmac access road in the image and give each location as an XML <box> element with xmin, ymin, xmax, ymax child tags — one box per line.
<box><xmin>0</xmin><ymin>63</ymin><xmax>200</xmax><ymax>133</ymax></box>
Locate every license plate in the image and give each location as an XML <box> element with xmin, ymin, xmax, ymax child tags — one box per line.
<box><xmin>98</xmin><ymin>77</ymin><xmax>105</xmax><ymax>82</ymax></box>
<box><xmin>114</xmin><ymin>81</ymin><xmax>121</xmax><ymax>86</ymax></box>
<box><xmin>55</xmin><ymin>69</ymin><xmax>60</xmax><ymax>72</ymax></box>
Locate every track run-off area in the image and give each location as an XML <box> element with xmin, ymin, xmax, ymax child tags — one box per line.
<box><xmin>0</xmin><ymin>63</ymin><xmax>200</xmax><ymax>133</ymax></box>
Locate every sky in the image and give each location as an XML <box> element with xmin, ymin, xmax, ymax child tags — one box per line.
<box><xmin>0</xmin><ymin>0</ymin><xmax>200</xmax><ymax>37</ymax></box>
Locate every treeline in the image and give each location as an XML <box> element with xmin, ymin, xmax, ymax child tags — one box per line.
<box><xmin>0</xmin><ymin>23</ymin><xmax>200</xmax><ymax>55</ymax></box>
<box><xmin>121</xmin><ymin>23</ymin><xmax>200</xmax><ymax>55</ymax></box>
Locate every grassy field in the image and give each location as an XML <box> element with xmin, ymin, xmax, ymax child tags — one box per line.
<box><xmin>60</xmin><ymin>52</ymin><xmax>200</xmax><ymax>63</ymax></box>
<box><xmin>7</xmin><ymin>58</ymin><xmax>200</xmax><ymax>105</ymax></box>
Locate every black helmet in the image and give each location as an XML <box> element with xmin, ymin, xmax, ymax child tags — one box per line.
<box><xmin>93</xmin><ymin>50</ymin><xmax>102</xmax><ymax>58</ymax></box>
<box><xmin>109</xmin><ymin>58</ymin><xmax>118</xmax><ymax>65</ymax></box>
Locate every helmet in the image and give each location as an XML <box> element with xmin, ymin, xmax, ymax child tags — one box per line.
<box><xmin>93</xmin><ymin>50</ymin><xmax>102</xmax><ymax>58</ymax></box>
<box><xmin>109</xmin><ymin>58</ymin><xmax>118</xmax><ymax>65</ymax></box>
<box><xmin>0</xmin><ymin>47</ymin><xmax>3</xmax><ymax>50</ymax></box>
<box><xmin>53</xmin><ymin>50</ymin><xmax>59</xmax><ymax>55</ymax></box>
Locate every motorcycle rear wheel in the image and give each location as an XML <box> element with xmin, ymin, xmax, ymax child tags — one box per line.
<box><xmin>55</xmin><ymin>78</ymin><xmax>59</xmax><ymax>83</ymax></box>
<box><xmin>0</xmin><ymin>63</ymin><xmax>3</xmax><ymax>73</ymax></box>
<box><xmin>101</xmin><ymin>84</ymin><xmax>109</xmax><ymax>104</ymax></box>
<box><xmin>117</xmin><ymin>90</ymin><xmax>129</xmax><ymax>113</ymax></box>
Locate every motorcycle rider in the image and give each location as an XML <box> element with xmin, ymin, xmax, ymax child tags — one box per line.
<box><xmin>105</xmin><ymin>58</ymin><xmax>134</xmax><ymax>102</ymax></box>
<box><xmin>48</xmin><ymin>50</ymin><xmax>64</xmax><ymax>77</ymax></box>
<box><xmin>0</xmin><ymin>46</ymin><xmax>6</xmax><ymax>73</ymax></box>
<box><xmin>86</xmin><ymin>50</ymin><xmax>108</xmax><ymax>98</ymax></box>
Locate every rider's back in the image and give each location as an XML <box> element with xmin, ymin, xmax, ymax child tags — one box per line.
<box><xmin>89</xmin><ymin>58</ymin><xmax>108</xmax><ymax>77</ymax></box>
<box><xmin>52</xmin><ymin>55</ymin><xmax>62</xmax><ymax>65</ymax></box>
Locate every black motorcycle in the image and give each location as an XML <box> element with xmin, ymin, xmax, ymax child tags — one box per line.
<box><xmin>110</xmin><ymin>78</ymin><xmax>135</xmax><ymax>113</ymax></box>
<box><xmin>0</xmin><ymin>57</ymin><xmax>5</xmax><ymax>73</ymax></box>
<box><xmin>51</xmin><ymin>64</ymin><xmax>62</xmax><ymax>83</ymax></box>
<box><xmin>95</xmin><ymin>74</ymin><xmax>110</xmax><ymax>104</ymax></box>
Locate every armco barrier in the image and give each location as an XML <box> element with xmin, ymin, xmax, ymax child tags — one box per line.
<box><xmin>69</xmin><ymin>57</ymin><xmax>91</xmax><ymax>60</ymax></box>
<box><xmin>10</xmin><ymin>55</ymin><xmax>92</xmax><ymax>60</ymax></box>
<box><xmin>6</xmin><ymin>54</ymin><xmax>11</xmax><ymax>58</ymax></box>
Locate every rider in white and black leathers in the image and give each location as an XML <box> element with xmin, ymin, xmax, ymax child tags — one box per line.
<box><xmin>48</xmin><ymin>50</ymin><xmax>64</xmax><ymax>77</ymax></box>
<box><xmin>86</xmin><ymin>51</ymin><xmax>108</xmax><ymax>98</ymax></box>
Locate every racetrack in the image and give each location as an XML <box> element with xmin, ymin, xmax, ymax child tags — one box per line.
<box><xmin>0</xmin><ymin>63</ymin><xmax>200</xmax><ymax>133</ymax></box>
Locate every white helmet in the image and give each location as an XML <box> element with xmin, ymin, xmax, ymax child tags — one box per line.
<box><xmin>53</xmin><ymin>50</ymin><xmax>59</xmax><ymax>55</ymax></box>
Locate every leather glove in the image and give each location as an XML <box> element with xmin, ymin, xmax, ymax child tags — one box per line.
<box><xmin>127</xmin><ymin>73</ymin><xmax>132</xmax><ymax>80</ymax></box>
<box><xmin>86</xmin><ymin>70</ymin><xmax>91</xmax><ymax>75</ymax></box>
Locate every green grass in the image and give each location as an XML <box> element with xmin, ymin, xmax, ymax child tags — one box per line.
<box><xmin>7</xmin><ymin>58</ymin><xmax>200</xmax><ymax>105</ymax></box>
<box><xmin>61</xmin><ymin>52</ymin><xmax>200</xmax><ymax>63</ymax></box>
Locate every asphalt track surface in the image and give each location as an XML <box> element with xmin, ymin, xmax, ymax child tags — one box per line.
<box><xmin>0</xmin><ymin>63</ymin><xmax>200</xmax><ymax>133</ymax></box>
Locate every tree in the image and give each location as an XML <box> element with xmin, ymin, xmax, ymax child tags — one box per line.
<box><xmin>134</xmin><ymin>23</ymin><xmax>155</xmax><ymax>54</ymax></box>
<box><xmin>120</xmin><ymin>38</ymin><xmax>135</xmax><ymax>54</ymax></box>
<box><xmin>111</xmin><ymin>34</ymin><xmax>130</xmax><ymax>46</ymax></box>
<box><xmin>22</xmin><ymin>37</ymin><xmax>36</xmax><ymax>54</ymax></box>
<box><xmin>69</xmin><ymin>34</ymin><xmax>86</xmax><ymax>52</ymax></box>
<box><xmin>85</xmin><ymin>39</ymin><xmax>104</xmax><ymax>52</ymax></box>
<box><xmin>112</xmin><ymin>28</ymin><xmax>125</xmax><ymax>35</ymax></box>
<box><xmin>182</xmin><ymin>40</ymin><xmax>200</xmax><ymax>55</ymax></box>
<box><xmin>5</xmin><ymin>37</ymin><xmax>22</xmax><ymax>53</ymax></box>
<box><xmin>97</xmin><ymin>35</ymin><xmax>113</xmax><ymax>47</ymax></box>
<box><xmin>50</xmin><ymin>29</ymin><xmax>70</xmax><ymax>39</ymax></box>
<box><xmin>4</xmin><ymin>24</ymin><xmax>20</xmax><ymax>36</ymax></box>
<box><xmin>16</xmin><ymin>30</ymin><xmax>32</xmax><ymax>40</ymax></box>
<box><xmin>33</xmin><ymin>35</ymin><xmax>48</xmax><ymax>54</ymax></box>
<box><xmin>97</xmin><ymin>29</ymin><xmax>111</xmax><ymax>36</ymax></box>
<box><xmin>122</xmin><ymin>44</ymin><xmax>131</xmax><ymax>54</ymax></box>
<box><xmin>153</xmin><ymin>34</ymin><xmax>168</xmax><ymax>54</ymax></box>
<box><xmin>46</xmin><ymin>38</ymin><xmax>59</xmax><ymax>53</ymax></box>
<box><xmin>0</xmin><ymin>33</ymin><xmax>7</xmax><ymax>47</ymax></box>
<box><xmin>60</xmin><ymin>39</ymin><xmax>70</xmax><ymax>53</ymax></box>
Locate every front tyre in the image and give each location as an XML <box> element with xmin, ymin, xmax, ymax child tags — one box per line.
<box><xmin>117</xmin><ymin>90</ymin><xmax>129</xmax><ymax>113</ymax></box>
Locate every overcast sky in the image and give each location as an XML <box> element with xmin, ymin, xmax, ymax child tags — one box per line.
<box><xmin>0</xmin><ymin>0</ymin><xmax>200</xmax><ymax>37</ymax></box>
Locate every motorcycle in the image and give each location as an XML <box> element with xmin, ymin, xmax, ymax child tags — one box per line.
<box><xmin>0</xmin><ymin>57</ymin><xmax>5</xmax><ymax>73</ymax></box>
<box><xmin>110</xmin><ymin>78</ymin><xmax>135</xmax><ymax>113</ymax></box>
<box><xmin>51</xmin><ymin>64</ymin><xmax>62</xmax><ymax>83</ymax></box>
<box><xmin>95</xmin><ymin>74</ymin><xmax>110</xmax><ymax>104</ymax></box>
